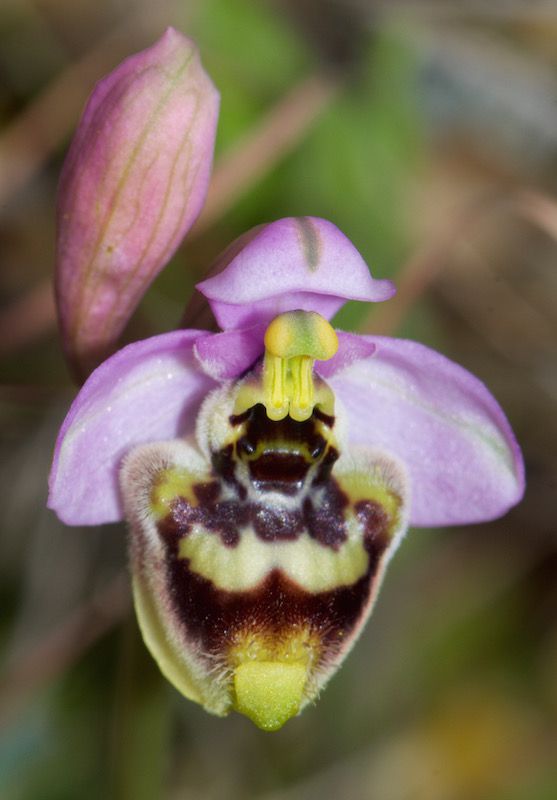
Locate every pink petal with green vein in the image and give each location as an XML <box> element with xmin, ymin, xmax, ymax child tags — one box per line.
<box><xmin>48</xmin><ymin>330</ymin><xmax>215</xmax><ymax>525</ymax></box>
<box><xmin>330</xmin><ymin>336</ymin><xmax>525</xmax><ymax>527</ymax></box>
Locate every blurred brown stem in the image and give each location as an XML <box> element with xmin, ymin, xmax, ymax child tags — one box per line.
<box><xmin>513</xmin><ymin>188</ymin><xmax>557</xmax><ymax>243</ymax></box>
<box><xmin>192</xmin><ymin>71</ymin><xmax>341</xmax><ymax>236</ymax></box>
<box><xmin>362</xmin><ymin>194</ymin><xmax>499</xmax><ymax>335</ymax></box>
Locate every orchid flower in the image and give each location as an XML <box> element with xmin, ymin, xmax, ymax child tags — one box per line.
<box><xmin>48</xmin><ymin>33</ymin><xmax>524</xmax><ymax>733</ymax></box>
<box><xmin>48</xmin><ymin>216</ymin><xmax>524</xmax><ymax>730</ymax></box>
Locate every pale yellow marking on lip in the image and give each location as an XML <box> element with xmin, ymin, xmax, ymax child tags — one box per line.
<box><xmin>149</xmin><ymin>466</ymin><xmax>199</xmax><ymax>519</ymax></box>
<box><xmin>337</xmin><ymin>469</ymin><xmax>401</xmax><ymax>524</ymax></box>
<box><xmin>177</xmin><ymin>523</ymin><xmax>369</xmax><ymax>593</ymax></box>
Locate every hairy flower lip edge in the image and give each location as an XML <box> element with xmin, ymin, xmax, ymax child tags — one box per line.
<box><xmin>129</xmin><ymin>480</ymin><xmax>410</xmax><ymax>723</ymax></box>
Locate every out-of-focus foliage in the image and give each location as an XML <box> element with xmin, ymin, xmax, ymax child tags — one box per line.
<box><xmin>1</xmin><ymin>1</ymin><xmax>555</xmax><ymax>799</ymax></box>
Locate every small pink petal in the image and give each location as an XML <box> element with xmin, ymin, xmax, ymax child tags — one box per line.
<box><xmin>56</xmin><ymin>28</ymin><xmax>219</xmax><ymax>381</ymax></box>
<box><xmin>330</xmin><ymin>336</ymin><xmax>525</xmax><ymax>527</ymax></box>
<box><xmin>316</xmin><ymin>332</ymin><xmax>376</xmax><ymax>379</ymax></box>
<box><xmin>48</xmin><ymin>330</ymin><xmax>215</xmax><ymax>525</ymax></box>
<box><xmin>194</xmin><ymin>325</ymin><xmax>266</xmax><ymax>380</ymax></box>
<box><xmin>197</xmin><ymin>217</ymin><xmax>396</xmax><ymax>330</ymax></box>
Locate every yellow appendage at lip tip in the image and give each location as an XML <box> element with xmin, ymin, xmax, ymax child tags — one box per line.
<box><xmin>229</xmin><ymin>626</ymin><xmax>318</xmax><ymax>730</ymax></box>
<box><xmin>233</xmin><ymin>661</ymin><xmax>307</xmax><ymax>731</ymax></box>
<box><xmin>262</xmin><ymin>310</ymin><xmax>338</xmax><ymax>422</ymax></box>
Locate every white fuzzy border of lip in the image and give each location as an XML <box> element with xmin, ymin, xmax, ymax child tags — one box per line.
<box><xmin>301</xmin><ymin>443</ymin><xmax>411</xmax><ymax>702</ymax></box>
<box><xmin>120</xmin><ymin>439</ymin><xmax>229</xmax><ymax>714</ymax></box>
<box><xmin>195</xmin><ymin>382</ymin><xmax>238</xmax><ymax>462</ymax></box>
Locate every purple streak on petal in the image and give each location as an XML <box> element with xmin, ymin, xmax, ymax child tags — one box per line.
<box><xmin>315</xmin><ymin>332</ymin><xmax>376</xmax><ymax>379</ymax></box>
<box><xmin>56</xmin><ymin>28</ymin><xmax>219</xmax><ymax>381</ymax></box>
<box><xmin>196</xmin><ymin>217</ymin><xmax>396</xmax><ymax>330</ymax></box>
<box><xmin>194</xmin><ymin>325</ymin><xmax>266</xmax><ymax>380</ymax></box>
<box><xmin>330</xmin><ymin>336</ymin><xmax>525</xmax><ymax>527</ymax></box>
<box><xmin>48</xmin><ymin>330</ymin><xmax>215</xmax><ymax>526</ymax></box>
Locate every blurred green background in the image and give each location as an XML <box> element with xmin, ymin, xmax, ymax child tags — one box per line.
<box><xmin>1</xmin><ymin>1</ymin><xmax>556</xmax><ymax>798</ymax></box>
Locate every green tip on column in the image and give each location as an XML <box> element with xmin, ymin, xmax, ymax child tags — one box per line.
<box><xmin>233</xmin><ymin>661</ymin><xmax>307</xmax><ymax>731</ymax></box>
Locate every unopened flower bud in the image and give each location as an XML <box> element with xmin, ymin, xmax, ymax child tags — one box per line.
<box><xmin>56</xmin><ymin>27</ymin><xmax>219</xmax><ymax>381</ymax></box>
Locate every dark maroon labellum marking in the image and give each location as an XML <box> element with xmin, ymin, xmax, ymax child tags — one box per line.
<box><xmin>313</xmin><ymin>407</ymin><xmax>335</xmax><ymax>427</ymax></box>
<box><xmin>157</xmin><ymin>402</ymin><xmax>388</xmax><ymax>551</ymax></box>
<box><xmin>248</xmin><ymin>453</ymin><xmax>310</xmax><ymax>495</ymax></box>
<box><xmin>234</xmin><ymin>403</ymin><xmax>337</xmax><ymax>493</ymax></box>
<box><xmin>355</xmin><ymin>500</ymin><xmax>391</xmax><ymax>549</ymax></box>
<box><xmin>158</xmin><ymin>475</ymin><xmax>350</xmax><ymax>549</ymax></box>
<box><xmin>161</xmin><ymin>528</ymin><xmax>389</xmax><ymax>668</ymax></box>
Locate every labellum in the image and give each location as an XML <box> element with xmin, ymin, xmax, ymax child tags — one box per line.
<box><xmin>121</xmin><ymin>310</ymin><xmax>408</xmax><ymax>730</ymax></box>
